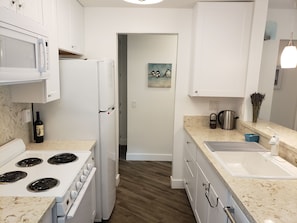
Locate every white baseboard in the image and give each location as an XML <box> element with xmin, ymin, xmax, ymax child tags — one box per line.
<box><xmin>170</xmin><ymin>176</ymin><xmax>184</xmax><ymax>189</ymax></box>
<box><xmin>126</xmin><ymin>153</ymin><xmax>172</xmax><ymax>161</ymax></box>
<box><xmin>116</xmin><ymin>174</ymin><xmax>120</xmax><ymax>187</ymax></box>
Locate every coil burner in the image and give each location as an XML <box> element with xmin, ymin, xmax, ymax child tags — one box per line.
<box><xmin>27</xmin><ymin>177</ymin><xmax>59</xmax><ymax>192</ymax></box>
<box><xmin>16</xmin><ymin>157</ymin><xmax>43</xmax><ymax>167</ymax></box>
<box><xmin>0</xmin><ymin>171</ymin><xmax>27</xmax><ymax>183</ymax></box>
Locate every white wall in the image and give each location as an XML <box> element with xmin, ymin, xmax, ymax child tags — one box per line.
<box><xmin>126</xmin><ymin>34</ymin><xmax>177</xmax><ymax>161</ymax></box>
<box><xmin>84</xmin><ymin>6</ymin><xmax>267</xmax><ymax>188</ymax></box>
<box><xmin>242</xmin><ymin>0</ymin><xmax>269</xmax><ymax>121</ymax></box>
<box><xmin>259</xmin><ymin>8</ymin><xmax>297</xmax><ymax>125</ymax></box>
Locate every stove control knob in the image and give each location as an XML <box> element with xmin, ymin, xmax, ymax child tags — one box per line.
<box><xmin>83</xmin><ymin>169</ymin><xmax>89</xmax><ymax>175</ymax></box>
<box><xmin>76</xmin><ymin>181</ymin><xmax>83</xmax><ymax>190</ymax></box>
<box><xmin>80</xmin><ymin>175</ymin><xmax>87</xmax><ymax>182</ymax></box>
<box><xmin>87</xmin><ymin>163</ymin><xmax>93</xmax><ymax>170</ymax></box>
<box><xmin>70</xmin><ymin>190</ymin><xmax>78</xmax><ymax>199</ymax></box>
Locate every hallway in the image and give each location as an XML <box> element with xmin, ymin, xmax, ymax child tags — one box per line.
<box><xmin>107</xmin><ymin>160</ymin><xmax>196</xmax><ymax>223</ymax></box>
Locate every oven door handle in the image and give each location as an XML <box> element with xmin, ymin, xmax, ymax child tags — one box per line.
<box><xmin>67</xmin><ymin>167</ymin><xmax>96</xmax><ymax>219</ymax></box>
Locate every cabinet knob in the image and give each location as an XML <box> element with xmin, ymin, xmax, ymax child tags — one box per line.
<box><xmin>194</xmin><ymin>90</ymin><xmax>198</xmax><ymax>94</ymax></box>
<box><xmin>11</xmin><ymin>0</ymin><xmax>15</xmax><ymax>5</ymax></box>
<box><xmin>186</xmin><ymin>141</ymin><xmax>190</xmax><ymax>144</ymax></box>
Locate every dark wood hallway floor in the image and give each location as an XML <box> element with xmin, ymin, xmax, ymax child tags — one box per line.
<box><xmin>107</xmin><ymin>160</ymin><xmax>196</xmax><ymax>223</ymax></box>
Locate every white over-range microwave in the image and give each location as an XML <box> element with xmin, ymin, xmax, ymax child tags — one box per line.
<box><xmin>0</xmin><ymin>7</ymin><xmax>49</xmax><ymax>85</ymax></box>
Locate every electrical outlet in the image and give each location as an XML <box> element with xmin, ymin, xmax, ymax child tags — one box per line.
<box><xmin>22</xmin><ymin>109</ymin><xmax>32</xmax><ymax>123</ymax></box>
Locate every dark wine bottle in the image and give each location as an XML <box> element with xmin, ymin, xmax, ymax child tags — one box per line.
<box><xmin>34</xmin><ymin>112</ymin><xmax>44</xmax><ymax>143</ymax></box>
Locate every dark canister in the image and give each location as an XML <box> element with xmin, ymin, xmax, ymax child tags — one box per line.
<box><xmin>209</xmin><ymin>113</ymin><xmax>217</xmax><ymax>129</ymax></box>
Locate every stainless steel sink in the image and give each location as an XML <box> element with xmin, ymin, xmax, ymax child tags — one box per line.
<box><xmin>204</xmin><ymin>141</ymin><xmax>267</xmax><ymax>152</ymax></box>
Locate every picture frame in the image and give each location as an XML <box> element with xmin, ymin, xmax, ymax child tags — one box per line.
<box><xmin>148</xmin><ymin>63</ymin><xmax>172</xmax><ymax>88</ymax></box>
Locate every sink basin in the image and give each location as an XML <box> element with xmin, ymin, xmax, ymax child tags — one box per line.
<box><xmin>204</xmin><ymin>141</ymin><xmax>267</xmax><ymax>152</ymax></box>
<box><xmin>213</xmin><ymin>152</ymin><xmax>297</xmax><ymax>179</ymax></box>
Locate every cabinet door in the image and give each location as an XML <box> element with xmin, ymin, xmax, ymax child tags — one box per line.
<box><xmin>0</xmin><ymin>0</ymin><xmax>17</xmax><ymax>9</ymax></box>
<box><xmin>70</xmin><ymin>0</ymin><xmax>84</xmax><ymax>53</ymax></box>
<box><xmin>57</xmin><ymin>0</ymin><xmax>71</xmax><ymax>51</ymax></box>
<box><xmin>17</xmin><ymin>0</ymin><xmax>44</xmax><ymax>24</ymax></box>
<box><xmin>189</xmin><ymin>2</ymin><xmax>253</xmax><ymax>97</ymax></box>
<box><xmin>228</xmin><ymin>196</ymin><xmax>250</xmax><ymax>223</ymax></box>
<box><xmin>184</xmin><ymin>148</ymin><xmax>197</xmax><ymax>209</ymax></box>
<box><xmin>207</xmin><ymin>185</ymin><xmax>227</xmax><ymax>223</ymax></box>
<box><xmin>195</xmin><ymin>165</ymin><xmax>209</xmax><ymax>223</ymax></box>
<box><xmin>0</xmin><ymin>0</ymin><xmax>43</xmax><ymax>24</ymax></box>
<box><xmin>57</xmin><ymin>0</ymin><xmax>84</xmax><ymax>55</ymax></box>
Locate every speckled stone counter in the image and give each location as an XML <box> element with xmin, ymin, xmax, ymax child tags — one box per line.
<box><xmin>184</xmin><ymin>116</ymin><xmax>297</xmax><ymax>223</ymax></box>
<box><xmin>0</xmin><ymin>197</ymin><xmax>55</xmax><ymax>223</ymax></box>
<box><xmin>26</xmin><ymin>140</ymin><xmax>96</xmax><ymax>151</ymax></box>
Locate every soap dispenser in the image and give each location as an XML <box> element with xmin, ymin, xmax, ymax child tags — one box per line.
<box><xmin>269</xmin><ymin>135</ymin><xmax>279</xmax><ymax>156</ymax></box>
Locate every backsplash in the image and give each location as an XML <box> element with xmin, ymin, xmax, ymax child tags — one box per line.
<box><xmin>0</xmin><ymin>86</ymin><xmax>31</xmax><ymax>146</ymax></box>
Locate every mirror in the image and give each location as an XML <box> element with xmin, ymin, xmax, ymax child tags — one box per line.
<box><xmin>258</xmin><ymin>1</ymin><xmax>297</xmax><ymax>130</ymax></box>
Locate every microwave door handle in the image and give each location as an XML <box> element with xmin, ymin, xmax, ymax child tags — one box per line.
<box><xmin>37</xmin><ymin>38</ymin><xmax>46</xmax><ymax>73</ymax></box>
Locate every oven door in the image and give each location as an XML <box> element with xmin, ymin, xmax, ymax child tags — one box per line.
<box><xmin>57</xmin><ymin>168</ymin><xmax>96</xmax><ymax>223</ymax></box>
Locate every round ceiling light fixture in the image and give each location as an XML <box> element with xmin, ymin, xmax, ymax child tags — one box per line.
<box><xmin>123</xmin><ymin>0</ymin><xmax>163</xmax><ymax>5</ymax></box>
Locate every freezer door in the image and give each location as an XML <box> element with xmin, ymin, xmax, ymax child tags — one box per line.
<box><xmin>99</xmin><ymin>108</ymin><xmax>116</xmax><ymax>220</ymax></box>
<box><xmin>98</xmin><ymin>59</ymin><xmax>115</xmax><ymax>111</ymax></box>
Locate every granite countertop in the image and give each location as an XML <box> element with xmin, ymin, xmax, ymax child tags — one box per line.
<box><xmin>184</xmin><ymin>116</ymin><xmax>297</xmax><ymax>223</ymax></box>
<box><xmin>26</xmin><ymin>140</ymin><xmax>96</xmax><ymax>151</ymax></box>
<box><xmin>0</xmin><ymin>197</ymin><xmax>55</xmax><ymax>223</ymax></box>
<box><xmin>0</xmin><ymin>140</ymin><xmax>96</xmax><ymax>223</ymax></box>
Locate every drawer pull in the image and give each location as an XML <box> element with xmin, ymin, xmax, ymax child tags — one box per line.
<box><xmin>203</xmin><ymin>183</ymin><xmax>218</xmax><ymax>208</ymax></box>
<box><xmin>205</xmin><ymin>191</ymin><xmax>218</xmax><ymax>208</ymax></box>
<box><xmin>224</xmin><ymin>206</ymin><xmax>236</xmax><ymax>223</ymax></box>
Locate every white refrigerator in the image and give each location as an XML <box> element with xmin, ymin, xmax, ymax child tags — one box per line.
<box><xmin>36</xmin><ymin>59</ymin><xmax>117</xmax><ymax>221</ymax></box>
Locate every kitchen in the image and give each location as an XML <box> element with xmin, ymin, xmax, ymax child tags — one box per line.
<box><xmin>1</xmin><ymin>0</ymin><xmax>297</xmax><ymax>222</ymax></box>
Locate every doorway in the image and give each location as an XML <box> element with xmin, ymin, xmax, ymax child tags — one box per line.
<box><xmin>118</xmin><ymin>34</ymin><xmax>178</xmax><ymax>161</ymax></box>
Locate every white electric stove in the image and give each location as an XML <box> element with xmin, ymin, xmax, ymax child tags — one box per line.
<box><xmin>0</xmin><ymin>139</ymin><xmax>96</xmax><ymax>223</ymax></box>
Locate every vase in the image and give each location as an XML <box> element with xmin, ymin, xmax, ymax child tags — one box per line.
<box><xmin>252</xmin><ymin>105</ymin><xmax>260</xmax><ymax>123</ymax></box>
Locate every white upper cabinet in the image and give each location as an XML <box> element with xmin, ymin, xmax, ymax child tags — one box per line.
<box><xmin>189</xmin><ymin>2</ymin><xmax>253</xmax><ymax>97</ymax></box>
<box><xmin>0</xmin><ymin>0</ymin><xmax>43</xmax><ymax>24</ymax></box>
<box><xmin>57</xmin><ymin>0</ymin><xmax>84</xmax><ymax>55</ymax></box>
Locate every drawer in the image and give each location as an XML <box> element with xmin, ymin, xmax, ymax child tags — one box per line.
<box><xmin>184</xmin><ymin>148</ymin><xmax>197</xmax><ymax>177</ymax></box>
<box><xmin>185</xmin><ymin>134</ymin><xmax>197</xmax><ymax>159</ymax></box>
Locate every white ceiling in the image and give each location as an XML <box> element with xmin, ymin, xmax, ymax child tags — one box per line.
<box><xmin>79</xmin><ymin>0</ymin><xmax>297</xmax><ymax>9</ymax></box>
<box><xmin>79</xmin><ymin>0</ymin><xmax>197</xmax><ymax>8</ymax></box>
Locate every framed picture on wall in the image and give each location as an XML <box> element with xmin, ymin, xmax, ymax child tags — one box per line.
<box><xmin>148</xmin><ymin>63</ymin><xmax>172</xmax><ymax>88</ymax></box>
<box><xmin>274</xmin><ymin>65</ymin><xmax>282</xmax><ymax>90</ymax></box>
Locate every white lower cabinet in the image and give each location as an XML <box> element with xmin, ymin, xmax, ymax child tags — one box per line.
<box><xmin>184</xmin><ymin>132</ymin><xmax>250</xmax><ymax>223</ymax></box>
<box><xmin>229</xmin><ymin>196</ymin><xmax>250</xmax><ymax>223</ymax></box>
<box><xmin>184</xmin><ymin>138</ymin><xmax>197</xmax><ymax>209</ymax></box>
<box><xmin>195</xmin><ymin>165</ymin><xmax>209</xmax><ymax>223</ymax></box>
